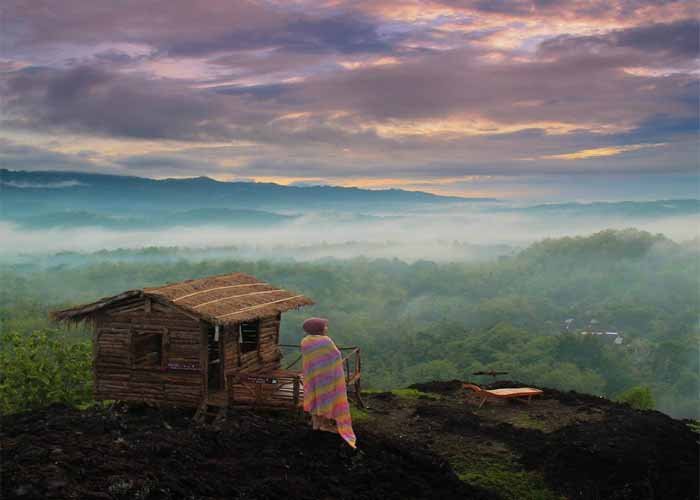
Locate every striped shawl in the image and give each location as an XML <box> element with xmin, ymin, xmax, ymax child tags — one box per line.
<box><xmin>301</xmin><ymin>334</ymin><xmax>356</xmax><ymax>448</ymax></box>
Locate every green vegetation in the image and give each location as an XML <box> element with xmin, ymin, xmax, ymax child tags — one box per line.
<box><xmin>390</xmin><ymin>388</ymin><xmax>440</xmax><ymax>400</ymax></box>
<box><xmin>350</xmin><ymin>406</ymin><xmax>372</xmax><ymax>423</ymax></box>
<box><xmin>459</xmin><ymin>469</ymin><xmax>563</xmax><ymax>500</ymax></box>
<box><xmin>502</xmin><ymin>413</ymin><xmax>550</xmax><ymax>431</ymax></box>
<box><xmin>617</xmin><ymin>386</ymin><xmax>655</xmax><ymax>410</ymax></box>
<box><xmin>444</xmin><ymin>438</ymin><xmax>563</xmax><ymax>500</ymax></box>
<box><xmin>1</xmin><ymin>229</ymin><xmax>698</xmax><ymax>418</ymax></box>
<box><xmin>0</xmin><ymin>330</ymin><xmax>92</xmax><ymax>414</ymax></box>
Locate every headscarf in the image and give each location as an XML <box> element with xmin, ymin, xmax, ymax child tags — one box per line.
<box><xmin>302</xmin><ymin>317</ymin><xmax>328</xmax><ymax>335</ymax></box>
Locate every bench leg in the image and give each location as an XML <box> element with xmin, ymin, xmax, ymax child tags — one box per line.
<box><xmin>478</xmin><ymin>395</ymin><xmax>488</xmax><ymax>409</ymax></box>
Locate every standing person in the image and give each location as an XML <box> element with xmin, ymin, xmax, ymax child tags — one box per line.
<box><xmin>300</xmin><ymin>317</ymin><xmax>357</xmax><ymax>449</ymax></box>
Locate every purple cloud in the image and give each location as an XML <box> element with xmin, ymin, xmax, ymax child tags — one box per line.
<box><xmin>0</xmin><ymin>0</ymin><xmax>696</xmax><ymax>185</ymax></box>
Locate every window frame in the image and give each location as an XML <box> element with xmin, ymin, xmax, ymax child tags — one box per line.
<box><xmin>239</xmin><ymin>320</ymin><xmax>260</xmax><ymax>354</ymax></box>
<box><xmin>130</xmin><ymin>327</ymin><xmax>169</xmax><ymax>370</ymax></box>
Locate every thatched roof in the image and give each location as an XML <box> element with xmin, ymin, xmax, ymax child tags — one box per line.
<box><xmin>51</xmin><ymin>272</ymin><xmax>314</xmax><ymax>325</ymax></box>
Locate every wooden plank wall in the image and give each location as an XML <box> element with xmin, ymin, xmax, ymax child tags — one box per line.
<box><xmin>224</xmin><ymin>314</ymin><xmax>283</xmax><ymax>389</ymax></box>
<box><xmin>94</xmin><ymin>297</ymin><xmax>204</xmax><ymax>407</ymax></box>
<box><xmin>224</xmin><ymin>314</ymin><xmax>292</xmax><ymax>406</ymax></box>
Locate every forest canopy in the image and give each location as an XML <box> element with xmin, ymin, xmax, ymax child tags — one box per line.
<box><xmin>1</xmin><ymin>229</ymin><xmax>698</xmax><ymax>418</ymax></box>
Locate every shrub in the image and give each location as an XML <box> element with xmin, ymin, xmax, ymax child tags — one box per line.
<box><xmin>0</xmin><ymin>329</ymin><xmax>92</xmax><ymax>414</ymax></box>
<box><xmin>617</xmin><ymin>386</ymin><xmax>654</xmax><ymax>410</ymax></box>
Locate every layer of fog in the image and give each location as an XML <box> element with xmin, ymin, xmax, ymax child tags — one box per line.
<box><xmin>2</xmin><ymin>207</ymin><xmax>699</xmax><ymax>261</ymax></box>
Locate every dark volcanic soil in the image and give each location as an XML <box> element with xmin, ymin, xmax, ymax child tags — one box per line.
<box><xmin>1</xmin><ymin>402</ymin><xmax>492</xmax><ymax>500</ymax></box>
<box><xmin>2</xmin><ymin>381</ymin><xmax>698</xmax><ymax>500</ymax></box>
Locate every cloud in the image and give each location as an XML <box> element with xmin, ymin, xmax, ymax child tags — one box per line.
<box><xmin>117</xmin><ymin>154</ymin><xmax>231</xmax><ymax>177</ymax></box>
<box><xmin>0</xmin><ymin>139</ymin><xmax>101</xmax><ymax>172</ymax></box>
<box><xmin>165</xmin><ymin>14</ymin><xmax>397</xmax><ymax>56</ymax></box>
<box><xmin>288</xmin><ymin>43</ymin><xmax>695</xmax><ymax>133</ymax></box>
<box><xmin>539</xmin><ymin>143</ymin><xmax>667</xmax><ymax>160</ymax></box>
<box><xmin>0</xmin><ymin>1</ymin><xmax>697</xmax><ymax>186</ymax></box>
<box><xmin>538</xmin><ymin>19</ymin><xmax>699</xmax><ymax>64</ymax></box>
<box><xmin>2</xmin><ymin>65</ymin><xmax>239</xmax><ymax>140</ymax></box>
<box><xmin>422</xmin><ymin>0</ymin><xmax>692</xmax><ymax>21</ymax></box>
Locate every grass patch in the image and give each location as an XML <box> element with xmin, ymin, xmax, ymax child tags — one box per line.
<box><xmin>434</xmin><ymin>434</ymin><xmax>562</xmax><ymax>500</ymax></box>
<box><xmin>361</xmin><ymin>389</ymin><xmax>385</xmax><ymax>395</ymax></box>
<box><xmin>459</xmin><ymin>469</ymin><xmax>563</xmax><ymax>500</ymax></box>
<box><xmin>688</xmin><ymin>420</ymin><xmax>700</xmax><ymax>433</ymax></box>
<box><xmin>350</xmin><ymin>406</ymin><xmax>372</xmax><ymax>423</ymax></box>
<box><xmin>505</xmin><ymin>414</ymin><xmax>549</xmax><ymax>431</ymax></box>
<box><xmin>76</xmin><ymin>400</ymin><xmax>112</xmax><ymax>410</ymax></box>
<box><xmin>391</xmin><ymin>388</ymin><xmax>440</xmax><ymax>400</ymax></box>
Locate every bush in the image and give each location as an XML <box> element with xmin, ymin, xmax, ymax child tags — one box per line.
<box><xmin>0</xmin><ymin>329</ymin><xmax>92</xmax><ymax>414</ymax></box>
<box><xmin>617</xmin><ymin>386</ymin><xmax>655</xmax><ymax>410</ymax></box>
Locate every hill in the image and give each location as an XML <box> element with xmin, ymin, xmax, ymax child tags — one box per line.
<box><xmin>0</xmin><ymin>169</ymin><xmax>490</xmax><ymax>216</ymax></box>
<box><xmin>2</xmin><ymin>382</ymin><xmax>697</xmax><ymax>500</ymax></box>
<box><xmin>501</xmin><ymin>200</ymin><xmax>700</xmax><ymax>218</ymax></box>
<box><xmin>6</xmin><ymin>208</ymin><xmax>296</xmax><ymax>230</ymax></box>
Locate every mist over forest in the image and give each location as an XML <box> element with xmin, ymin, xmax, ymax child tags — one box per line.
<box><xmin>1</xmin><ymin>174</ymin><xmax>698</xmax><ymax>419</ymax></box>
<box><xmin>2</xmin><ymin>170</ymin><xmax>699</xmax><ymax>260</ymax></box>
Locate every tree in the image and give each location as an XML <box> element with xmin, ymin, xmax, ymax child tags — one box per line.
<box><xmin>617</xmin><ymin>386</ymin><xmax>654</xmax><ymax>410</ymax></box>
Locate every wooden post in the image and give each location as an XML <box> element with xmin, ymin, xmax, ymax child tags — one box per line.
<box><xmin>161</xmin><ymin>327</ymin><xmax>170</xmax><ymax>371</ymax></box>
<box><xmin>219</xmin><ymin>326</ymin><xmax>225</xmax><ymax>391</ymax></box>
<box><xmin>92</xmin><ymin>314</ymin><xmax>102</xmax><ymax>399</ymax></box>
<box><xmin>200</xmin><ymin>322</ymin><xmax>208</xmax><ymax>400</ymax></box>
<box><xmin>237</xmin><ymin>323</ymin><xmax>242</xmax><ymax>367</ymax></box>
<box><xmin>354</xmin><ymin>349</ymin><xmax>364</xmax><ymax>408</ymax></box>
<box><xmin>292</xmin><ymin>376</ymin><xmax>300</xmax><ymax>407</ymax></box>
<box><xmin>127</xmin><ymin>327</ymin><xmax>134</xmax><ymax>369</ymax></box>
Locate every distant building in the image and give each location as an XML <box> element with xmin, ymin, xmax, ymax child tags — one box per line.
<box><xmin>580</xmin><ymin>331</ymin><xmax>624</xmax><ymax>345</ymax></box>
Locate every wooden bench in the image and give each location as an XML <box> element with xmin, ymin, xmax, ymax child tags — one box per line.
<box><xmin>463</xmin><ymin>383</ymin><xmax>543</xmax><ymax>408</ymax></box>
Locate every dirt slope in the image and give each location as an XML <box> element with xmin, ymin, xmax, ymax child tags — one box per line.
<box><xmin>1</xmin><ymin>402</ymin><xmax>492</xmax><ymax>500</ymax></box>
<box><xmin>2</xmin><ymin>381</ymin><xmax>698</xmax><ymax>500</ymax></box>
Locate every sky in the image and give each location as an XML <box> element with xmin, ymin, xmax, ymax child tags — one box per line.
<box><xmin>1</xmin><ymin>0</ymin><xmax>698</xmax><ymax>200</ymax></box>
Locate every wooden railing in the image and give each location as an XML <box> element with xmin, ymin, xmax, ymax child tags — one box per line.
<box><xmin>279</xmin><ymin>344</ymin><xmax>364</xmax><ymax>408</ymax></box>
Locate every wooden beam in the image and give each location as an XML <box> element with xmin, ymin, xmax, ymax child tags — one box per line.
<box><xmin>127</xmin><ymin>327</ymin><xmax>134</xmax><ymax>369</ymax></box>
<box><xmin>200</xmin><ymin>322</ymin><xmax>209</xmax><ymax>399</ymax></box>
<box><xmin>161</xmin><ymin>327</ymin><xmax>170</xmax><ymax>372</ymax></box>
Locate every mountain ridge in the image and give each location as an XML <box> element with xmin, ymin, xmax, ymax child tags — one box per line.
<box><xmin>0</xmin><ymin>169</ymin><xmax>495</xmax><ymax>215</ymax></box>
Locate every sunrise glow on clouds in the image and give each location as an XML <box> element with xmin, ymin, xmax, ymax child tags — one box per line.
<box><xmin>1</xmin><ymin>1</ymin><xmax>697</xmax><ymax>199</ymax></box>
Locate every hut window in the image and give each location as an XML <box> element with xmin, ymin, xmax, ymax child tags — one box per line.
<box><xmin>132</xmin><ymin>332</ymin><xmax>162</xmax><ymax>368</ymax></box>
<box><xmin>239</xmin><ymin>321</ymin><xmax>259</xmax><ymax>353</ymax></box>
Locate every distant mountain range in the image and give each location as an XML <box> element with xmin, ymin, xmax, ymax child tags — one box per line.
<box><xmin>2</xmin><ymin>170</ymin><xmax>697</xmax><ymax>232</ymax></box>
<box><xmin>0</xmin><ymin>169</ymin><xmax>489</xmax><ymax>217</ymax></box>
<box><xmin>494</xmin><ymin>199</ymin><xmax>700</xmax><ymax>218</ymax></box>
<box><xmin>6</xmin><ymin>208</ymin><xmax>298</xmax><ymax>230</ymax></box>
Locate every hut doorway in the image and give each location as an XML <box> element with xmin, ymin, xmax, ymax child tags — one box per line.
<box><xmin>207</xmin><ymin>325</ymin><xmax>224</xmax><ymax>392</ymax></box>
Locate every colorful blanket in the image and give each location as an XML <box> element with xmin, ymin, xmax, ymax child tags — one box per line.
<box><xmin>301</xmin><ymin>334</ymin><xmax>356</xmax><ymax>448</ymax></box>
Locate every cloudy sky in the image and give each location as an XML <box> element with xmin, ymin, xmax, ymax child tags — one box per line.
<box><xmin>1</xmin><ymin>0</ymin><xmax>698</xmax><ymax>200</ymax></box>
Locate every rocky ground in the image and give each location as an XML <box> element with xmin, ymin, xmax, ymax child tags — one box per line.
<box><xmin>2</xmin><ymin>381</ymin><xmax>698</xmax><ymax>500</ymax></box>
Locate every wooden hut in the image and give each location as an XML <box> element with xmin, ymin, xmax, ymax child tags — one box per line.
<box><xmin>51</xmin><ymin>272</ymin><xmax>336</xmax><ymax>420</ymax></box>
